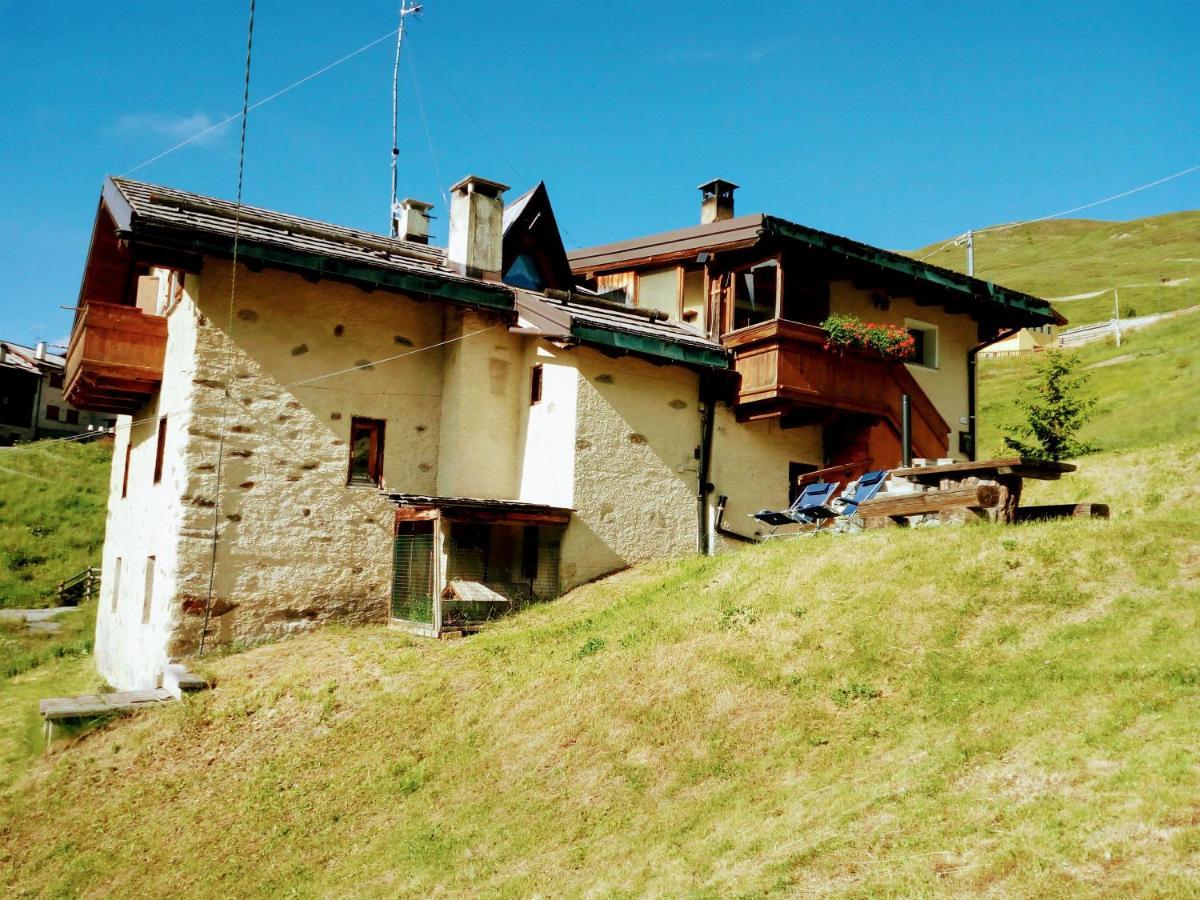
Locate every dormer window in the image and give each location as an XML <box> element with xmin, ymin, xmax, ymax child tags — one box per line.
<box><xmin>504</xmin><ymin>252</ymin><xmax>545</xmax><ymax>291</ymax></box>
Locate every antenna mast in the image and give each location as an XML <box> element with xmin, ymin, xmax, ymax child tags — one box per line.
<box><xmin>390</xmin><ymin>2</ymin><xmax>423</xmax><ymax>236</ymax></box>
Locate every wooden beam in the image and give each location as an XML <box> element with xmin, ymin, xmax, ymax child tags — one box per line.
<box><xmin>858</xmin><ymin>484</ymin><xmax>1000</xmax><ymax>519</ymax></box>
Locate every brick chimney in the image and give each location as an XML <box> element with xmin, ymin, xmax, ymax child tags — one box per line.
<box><xmin>447</xmin><ymin>175</ymin><xmax>509</xmax><ymax>280</ymax></box>
<box><xmin>699</xmin><ymin>178</ymin><xmax>738</xmax><ymax>224</ymax></box>
<box><xmin>395</xmin><ymin>198</ymin><xmax>434</xmax><ymax>245</ymax></box>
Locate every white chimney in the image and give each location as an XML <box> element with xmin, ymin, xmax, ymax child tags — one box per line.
<box><xmin>395</xmin><ymin>198</ymin><xmax>434</xmax><ymax>245</ymax></box>
<box><xmin>35</xmin><ymin>341</ymin><xmax>47</xmax><ymax>361</ymax></box>
<box><xmin>699</xmin><ymin>178</ymin><xmax>738</xmax><ymax>224</ymax></box>
<box><xmin>447</xmin><ymin>175</ymin><xmax>509</xmax><ymax>280</ymax></box>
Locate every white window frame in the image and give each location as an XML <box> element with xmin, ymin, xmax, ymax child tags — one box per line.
<box><xmin>905</xmin><ymin>318</ymin><xmax>939</xmax><ymax>370</ymax></box>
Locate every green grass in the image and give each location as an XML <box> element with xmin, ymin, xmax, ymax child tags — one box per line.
<box><xmin>909</xmin><ymin>211</ymin><xmax>1200</xmax><ymax>326</ymax></box>
<box><xmin>979</xmin><ymin>307</ymin><xmax>1199</xmax><ymax>456</ymax></box>
<box><xmin>0</xmin><ymin>440</ymin><xmax>1197</xmax><ymax>896</ymax></box>
<box><xmin>0</xmin><ymin>439</ymin><xmax>111</xmax><ymax>608</ymax></box>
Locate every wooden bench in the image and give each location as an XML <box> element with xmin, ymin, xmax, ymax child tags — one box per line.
<box><xmin>858</xmin><ymin>484</ymin><xmax>1001</xmax><ymax>526</ymax></box>
<box><xmin>39</xmin><ymin>689</ymin><xmax>174</xmax><ymax>744</ymax></box>
<box><xmin>887</xmin><ymin>457</ymin><xmax>1078</xmax><ymax>524</ymax></box>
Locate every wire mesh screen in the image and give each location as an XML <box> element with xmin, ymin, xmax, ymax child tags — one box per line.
<box><xmin>391</xmin><ymin>524</ymin><xmax>434</xmax><ymax>624</ymax></box>
<box><xmin>442</xmin><ymin>526</ymin><xmax>561</xmax><ymax>628</ymax></box>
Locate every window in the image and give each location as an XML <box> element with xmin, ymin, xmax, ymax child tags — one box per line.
<box><xmin>905</xmin><ymin>319</ymin><xmax>939</xmax><ymax>369</ymax></box>
<box><xmin>504</xmin><ymin>252</ymin><xmax>545</xmax><ymax>291</ymax></box>
<box><xmin>731</xmin><ymin>259</ymin><xmax>779</xmax><ymax>331</ymax></box>
<box><xmin>141</xmin><ymin>556</ymin><xmax>155</xmax><ymax>624</ymax></box>
<box><xmin>636</xmin><ymin>267</ymin><xmax>680</xmax><ymax>319</ymax></box>
<box><xmin>348</xmin><ymin>417</ymin><xmax>385</xmax><ymax>487</ymax></box>
<box><xmin>789</xmin><ymin>462</ymin><xmax>819</xmax><ymax>505</ymax></box>
<box><xmin>530</xmin><ymin>364</ymin><xmax>544</xmax><ymax>405</ymax></box>
<box><xmin>111</xmin><ymin>557</ymin><xmax>122</xmax><ymax>613</ymax></box>
<box><xmin>65</xmin><ymin>408</ymin><xmax>79</xmax><ymax>425</ymax></box>
<box><xmin>49</xmin><ymin>372</ymin><xmax>63</xmax><ymax>389</ymax></box>
<box><xmin>45</xmin><ymin>405</ymin><xmax>60</xmax><ymax>422</ymax></box>
<box><xmin>121</xmin><ymin>443</ymin><xmax>132</xmax><ymax>498</ymax></box>
<box><xmin>153</xmin><ymin>417</ymin><xmax>167</xmax><ymax>484</ymax></box>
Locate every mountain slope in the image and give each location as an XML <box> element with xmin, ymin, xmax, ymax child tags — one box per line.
<box><xmin>1</xmin><ymin>440</ymin><xmax>1198</xmax><ymax>896</ymax></box>
<box><xmin>909</xmin><ymin>210</ymin><xmax>1200</xmax><ymax>327</ymax></box>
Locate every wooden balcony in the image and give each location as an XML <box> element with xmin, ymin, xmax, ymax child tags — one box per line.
<box><xmin>725</xmin><ymin>319</ymin><xmax>950</xmax><ymax>461</ymax></box>
<box><xmin>64</xmin><ymin>302</ymin><xmax>168</xmax><ymax>414</ymax></box>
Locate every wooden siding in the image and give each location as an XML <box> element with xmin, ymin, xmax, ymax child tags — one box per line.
<box><xmin>64</xmin><ymin>302</ymin><xmax>167</xmax><ymax>414</ymax></box>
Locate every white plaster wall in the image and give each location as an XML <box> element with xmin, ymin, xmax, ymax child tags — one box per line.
<box><xmin>708</xmin><ymin>409</ymin><xmax>823</xmax><ymax>544</ymax></box>
<box><xmin>95</xmin><ymin>274</ymin><xmax>200</xmax><ymax>690</ymax></box>
<box><xmin>830</xmin><ymin>282</ymin><xmax>977</xmax><ymax>457</ymax></box>
<box><xmin>559</xmin><ymin>348</ymin><xmax>702</xmax><ymax>589</ymax></box>
<box><xmin>516</xmin><ymin>343</ymin><xmax>577</xmax><ymax>507</ymax></box>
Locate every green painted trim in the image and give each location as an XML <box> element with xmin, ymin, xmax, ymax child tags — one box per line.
<box><xmin>764</xmin><ymin>217</ymin><xmax>1058</xmax><ymax>325</ymax></box>
<box><xmin>571</xmin><ymin>323</ymin><xmax>729</xmax><ymax>369</ymax></box>
<box><xmin>132</xmin><ymin>224</ymin><xmax>515</xmax><ymax>313</ymax></box>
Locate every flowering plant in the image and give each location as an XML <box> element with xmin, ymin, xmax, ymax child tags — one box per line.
<box><xmin>820</xmin><ymin>313</ymin><xmax>916</xmax><ymax>361</ymax></box>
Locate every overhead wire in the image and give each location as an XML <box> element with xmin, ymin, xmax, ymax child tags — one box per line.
<box><xmin>200</xmin><ymin>0</ymin><xmax>257</xmax><ymax>657</ymax></box>
<box><xmin>918</xmin><ymin>161</ymin><xmax>1200</xmax><ymax>262</ymax></box>
<box><xmin>124</xmin><ymin>26</ymin><xmax>400</xmax><ymax>175</ymax></box>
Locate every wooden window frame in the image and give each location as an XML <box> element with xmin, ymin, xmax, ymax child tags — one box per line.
<box><xmin>45</xmin><ymin>404</ymin><xmax>60</xmax><ymax>422</ymax></box>
<box><xmin>904</xmin><ymin>318</ymin><xmax>939</xmax><ymax>370</ymax></box>
<box><xmin>141</xmin><ymin>555</ymin><xmax>155</xmax><ymax>625</ymax></box>
<box><xmin>153</xmin><ymin>417</ymin><xmax>167</xmax><ymax>484</ymax></box>
<box><xmin>121</xmin><ymin>442</ymin><xmax>132</xmax><ymax>498</ymax></box>
<box><xmin>530</xmin><ymin>364</ymin><xmax>544</xmax><ymax>406</ymax></box>
<box><xmin>724</xmin><ymin>254</ymin><xmax>784</xmax><ymax>335</ymax></box>
<box><xmin>347</xmin><ymin>417</ymin><xmax>386</xmax><ymax>487</ymax></box>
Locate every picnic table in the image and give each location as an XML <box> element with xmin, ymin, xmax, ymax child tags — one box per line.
<box><xmin>861</xmin><ymin>457</ymin><xmax>1077</xmax><ymax>525</ymax></box>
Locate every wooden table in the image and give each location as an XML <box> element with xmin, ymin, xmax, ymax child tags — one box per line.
<box><xmin>868</xmin><ymin>457</ymin><xmax>1076</xmax><ymax>525</ymax></box>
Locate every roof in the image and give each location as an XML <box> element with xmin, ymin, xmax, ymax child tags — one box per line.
<box><xmin>568</xmin><ymin>214</ymin><xmax>765</xmax><ymax>272</ymax></box>
<box><xmin>387</xmin><ymin>493</ymin><xmax>573</xmax><ymax>525</ymax></box>
<box><xmin>568</xmin><ymin>213</ymin><xmax>1061</xmax><ymax>327</ymax></box>
<box><xmin>516</xmin><ymin>290</ymin><xmax>728</xmax><ymax>369</ymax></box>
<box><xmin>90</xmin><ymin>177</ymin><xmax>726</xmax><ymax>368</ymax></box>
<box><xmin>103</xmin><ymin>176</ymin><xmax>514</xmax><ymax>314</ymax></box>
<box><xmin>0</xmin><ymin>341</ymin><xmax>62</xmax><ymax>374</ymax></box>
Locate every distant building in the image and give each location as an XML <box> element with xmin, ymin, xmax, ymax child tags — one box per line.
<box><xmin>977</xmin><ymin>324</ymin><xmax>1058</xmax><ymax>358</ymax></box>
<box><xmin>0</xmin><ymin>340</ymin><xmax>113</xmax><ymax>445</ymax></box>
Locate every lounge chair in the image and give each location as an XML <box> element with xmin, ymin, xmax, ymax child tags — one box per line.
<box><xmin>825</xmin><ymin>470</ymin><xmax>890</xmax><ymax>533</ymax></box>
<box><xmin>751</xmin><ymin>481</ymin><xmax>841</xmax><ymax>537</ymax></box>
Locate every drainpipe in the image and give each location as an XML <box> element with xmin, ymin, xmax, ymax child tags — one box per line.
<box><xmin>31</xmin><ymin>363</ymin><xmax>44</xmax><ymax>442</ymax></box>
<box><xmin>967</xmin><ymin>327</ymin><xmax>1019</xmax><ymax>462</ymax></box>
<box><xmin>696</xmin><ymin>371</ymin><xmax>716</xmax><ymax>555</ymax></box>
<box><xmin>900</xmin><ymin>394</ymin><xmax>912</xmax><ymax>468</ymax></box>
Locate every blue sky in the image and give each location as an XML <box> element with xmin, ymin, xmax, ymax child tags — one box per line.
<box><xmin>2</xmin><ymin>0</ymin><xmax>1197</xmax><ymax>346</ymax></box>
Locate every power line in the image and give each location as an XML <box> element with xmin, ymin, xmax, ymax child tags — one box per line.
<box><xmin>918</xmin><ymin>161</ymin><xmax>1200</xmax><ymax>262</ymax></box>
<box><xmin>201</xmin><ymin>0</ymin><xmax>257</xmax><ymax>657</ymax></box>
<box><xmin>124</xmin><ymin>26</ymin><xmax>400</xmax><ymax>176</ymax></box>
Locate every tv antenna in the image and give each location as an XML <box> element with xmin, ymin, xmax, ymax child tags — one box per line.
<box><xmin>390</xmin><ymin>2</ymin><xmax>423</xmax><ymax>236</ymax></box>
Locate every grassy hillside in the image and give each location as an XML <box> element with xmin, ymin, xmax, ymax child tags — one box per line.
<box><xmin>978</xmin><ymin>307</ymin><xmax>1199</xmax><ymax>456</ymax></box>
<box><xmin>1</xmin><ymin>438</ymin><xmax>1198</xmax><ymax>895</ymax></box>
<box><xmin>0</xmin><ymin>439</ymin><xmax>111</xmax><ymax>608</ymax></box>
<box><xmin>910</xmin><ymin>211</ymin><xmax>1200</xmax><ymax>327</ymax></box>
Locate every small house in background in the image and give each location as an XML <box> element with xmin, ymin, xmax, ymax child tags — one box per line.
<box><xmin>65</xmin><ymin>172</ymin><xmax>1058</xmax><ymax>690</ymax></box>
<box><xmin>977</xmin><ymin>323</ymin><xmax>1058</xmax><ymax>358</ymax></box>
<box><xmin>0</xmin><ymin>339</ymin><xmax>113</xmax><ymax>445</ymax></box>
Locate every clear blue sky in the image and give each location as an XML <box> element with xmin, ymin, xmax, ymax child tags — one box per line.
<box><xmin>2</xmin><ymin>0</ymin><xmax>1197</xmax><ymax>346</ymax></box>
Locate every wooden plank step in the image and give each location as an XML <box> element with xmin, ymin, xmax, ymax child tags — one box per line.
<box><xmin>40</xmin><ymin>689</ymin><xmax>173</xmax><ymax>721</ymax></box>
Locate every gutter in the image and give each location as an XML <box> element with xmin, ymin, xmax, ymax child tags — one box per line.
<box><xmin>696</xmin><ymin>372</ymin><xmax>716</xmax><ymax>554</ymax></box>
<box><xmin>967</xmin><ymin>327</ymin><xmax>1020</xmax><ymax>461</ymax></box>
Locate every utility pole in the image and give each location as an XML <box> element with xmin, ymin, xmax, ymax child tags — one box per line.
<box><xmin>1113</xmin><ymin>287</ymin><xmax>1121</xmax><ymax>347</ymax></box>
<box><xmin>389</xmin><ymin>2</ymin><xmax>423</xmax><ymax>237</ymax></box>
<box><xmin>965</xmin><ymin>230</ymin><xmax>974</xmax><ymax>277</ymax></box>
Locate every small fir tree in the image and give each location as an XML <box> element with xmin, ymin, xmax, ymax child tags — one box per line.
<box><xmin>1002</xmin><ymin>349</ymin><xmax>1097</xmax><ymax>461</ymax></box>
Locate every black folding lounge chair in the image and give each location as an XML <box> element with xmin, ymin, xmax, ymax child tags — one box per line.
<box><xmin>751</xmin><ymin>481</ymin><xmax>840</xmax><ymax>537</ymax></box>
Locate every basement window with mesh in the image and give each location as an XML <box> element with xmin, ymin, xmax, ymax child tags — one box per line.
<box><xmin>348</xmin><ymin>417</ymin><xmax>386</xmax><ymax>487</ymax></box>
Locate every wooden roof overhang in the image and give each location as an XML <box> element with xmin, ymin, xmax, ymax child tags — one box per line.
<box><xmin>96</xmin><ymin>177</ymin><xmax>517</xmax><ymax>319</ymax></box>
<box><xmin>388</xmin><ymin>493</ymin><xmax>572</xmax><ymax>527</ymax></box>
<box><xmin>567</xmin><ymin>213</ymin><xmax>1062</xmax><ymax>333</ymax></box>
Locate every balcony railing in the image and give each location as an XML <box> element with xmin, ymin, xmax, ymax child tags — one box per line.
<box><xmin>724</xmin><ymin>318</ymin><xmax>950</xmax><ymax>459</ymax></box>
<box><xmin>64</xmin><ymin>302</ymin><xmax>167</xmax><ymax>414</ymax></box>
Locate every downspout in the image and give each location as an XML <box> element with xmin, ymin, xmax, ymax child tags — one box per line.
<box><xmin>967</xmin><ymin>327</ymin><xmax>1019</xmax><ymax>461</ymax></box>
<box><xmin>31</xmin><ymin>365</ymin><xmax>43</xmax><ymax>442</ymax></box>
<box><xmin>696</xmin><ymin>370</ymin><xmax>716</xmax><ymax>555</ymax></box>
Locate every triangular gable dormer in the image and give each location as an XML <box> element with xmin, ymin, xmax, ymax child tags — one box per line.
<box><xmin>501</xmin><ymin>182</ymin><xmax>572</xmax><ymax>292</ymax></box>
